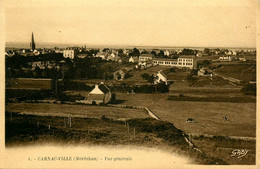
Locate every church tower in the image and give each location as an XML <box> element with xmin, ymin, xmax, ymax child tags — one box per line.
<box><xmin>30</xmin><ymin>32</ymin><xmax>36</xmax><ymax>51</ymax></box>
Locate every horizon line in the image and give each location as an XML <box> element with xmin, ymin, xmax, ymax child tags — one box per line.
<box><xmin>5</xmin><ymin>41</ymin><xmax>256</xmax><ymax>49</ymax></box>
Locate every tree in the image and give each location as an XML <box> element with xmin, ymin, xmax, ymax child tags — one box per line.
<box><xmin>181</xmin><ymin>48</ymin><xmax>195</xmax><ymax>55</ymax></box>
<box><xmin>203</xmin><ymin>48</ymin><xmax>210</xmax><ymax>55</ymax></box>
<box><xmin>156</xmin><ymin>82</ymin><xmax>169</xmax><ymax>93</ymax></box>
<box><xmin>141</xmin><ymin>73</ymin><xmax>150</xmax><ymax>80</ymax></box>
<box><xmin>131</xmin><ymin>48</ymin><xmax>140</xmax><ymax>56</ymax></box>
<box><xmin>141</xmin><ymin>73</ymin><xmax>155</xmax><ymax>84</ymax></box>
<box><xmin>158</xmin><ymin>50</ymin><xmax>165</xmax><ymax>58</ymax></box>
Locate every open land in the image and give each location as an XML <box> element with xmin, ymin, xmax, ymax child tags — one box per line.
<box><xmin>5</xmin><ymin>103</ymin><xmax>149</xmax><ymax>120</ymax></box>
<box><xmin>5</xmin><ymin>56</ymin><xmax>256</xmax><ymax>165</ymax></box>
<box><xmin>6</xmin><ymin>112</ymin><xmax>255</xmax><ymax>165</ymax></box>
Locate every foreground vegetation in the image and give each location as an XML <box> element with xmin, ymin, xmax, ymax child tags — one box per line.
<box><xmin>5</xmin><ymin>112</ymin><xmax>229</xmax><ymax>165</ymax></box>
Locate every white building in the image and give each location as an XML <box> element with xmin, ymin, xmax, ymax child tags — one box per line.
<box><xmin>87</xmin><ymin>82</ymin><xmax>112</xmax><ymax>104</ymax></box>
<box><xmin>139</xmin><ymin>54</ymin><xmax>153</xmax><ymax>62</ymax></box>
<box><xmin>63</xmin><ymin>50</ymin><xmax>75</xmax><ymax>59</ymax></box>
<box><xmin>177</xmin><ymin>55</ymin><xmax>197</xmax><ymax>69</ymax></box>
<box><xmin>129</xmin><ymin>56</ymin><xmax>139</xmax><ymax>63</ymax></box>
<box><xmin>164</xmin><ymin>50</ymin><xmax>170</xmax><ymax>57</ymax></box>
<box><xmin>153</xmin><ymin>55</ymin><xmax>197</xmax><ymax>69</ymax></box>
<box><xmin>155</xmin><ymin>70</ymin><xmax>167</xmax><ymax>84</ymax></box>
<box><xmin>153</xmin><ymin>58</ymin><xmax>178</xmax><ymax>67</ymax></box>
<box><xmin>218</xmin><ymin>56</ymin><xmax>234</xmax><ymax>61</ymax></box>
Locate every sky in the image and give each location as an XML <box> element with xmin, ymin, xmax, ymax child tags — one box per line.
<box><xmin>2</xmin><ymin>0</ymin><xmax>257</xmax><ymax>48</ymax></box>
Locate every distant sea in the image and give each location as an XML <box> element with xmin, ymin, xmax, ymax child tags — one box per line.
<box><xmin>5</xmin><ymin>42</ymin><xmax>256</xmax><ymax>51</ymax></box>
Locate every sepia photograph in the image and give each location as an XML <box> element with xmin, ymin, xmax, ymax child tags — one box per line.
<box><xmin>0</xmin><ymin>0</ymin><xmax>258</xmax><ymax>168</ymax></box>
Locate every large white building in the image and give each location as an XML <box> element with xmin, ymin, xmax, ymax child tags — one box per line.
<box><xmin>63</xmin><ymin>50</ymin><xmax>75</xmax><ymax>59</ymax></box>
<box><xmin>153</xmin><ymin>55</ymin><xmax>197</xmax><ymax>69</ymax></box>
<box><xmin>177</xmin><ymin>55</ymin><xmax>197</xmax><ymax>69</ymax></box>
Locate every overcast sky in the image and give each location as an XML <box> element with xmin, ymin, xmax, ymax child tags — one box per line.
<box><xmin>2</xmin><ymin>0</ymin><xmax>257</xmax><ymax>48</ymax></box>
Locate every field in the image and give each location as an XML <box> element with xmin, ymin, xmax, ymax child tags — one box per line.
<box><xmin>6</xmin><ymin>78</ymin><xmax>51</xmax><ymax>90</ymax></box>
<box><xmin>5</xmin><ymin>112</ymin><xmax>255</xmax><ymax>165</ymax></box>
<box><xmin>215</xmin><ymin>63</ymin><xmax>256</xmax><ymax>82</ymax></box>
<box><xmin>191</xmin><ymin>136</ymin><xmax>255</xmax><ymax>165</ymax></box>
<box><xmin>5</xmin><ymin>103</ymin><xmax>149</xmax><ymax>120</ymax></box>
<box><xmin>115</xmin><ymin>93</ymin><xmax>256</xmax><ymax>137</ymax></box>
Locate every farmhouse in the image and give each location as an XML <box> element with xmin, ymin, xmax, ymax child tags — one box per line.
<box><xmin>87</xmin><ymin>82</ymin><xmax>111</xmax><ymax>104</ymax></box>
<box><xmin>155</xmin><ymin>70</ymin><xmax>167</xmax><ymax>84</ymax></box>
<box><xmin>107</xmin><ymin>53</ymin><xmax>120</xmax><ymax>61</ymax></box>
<box><xmin>198</xmin><ymin>68</ymin><xmax>206</xmax><ymax>76</ymax></box>
<box><xmin>113</xmin><ymin>69</ymin><xmax>128</xmax><ymax>80</ymax></box>
<box><xmin>129</xmin><ymin>56</ymin><xmax>139</xmax><ymax>63</ymax></box>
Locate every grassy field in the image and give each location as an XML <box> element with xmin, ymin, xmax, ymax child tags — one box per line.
<box><xmin>6</xmin><ymin>78</ymin><xmax>51</xmax><ymax>90</ymax></box>
<box><xmin>5</xmin><ymin>103</ymin><xmax>149</xmax><ymax>120</ymax></box>
<box><xmin>115</xmin><ymin>93</ymin><xmax>256</xmax><ymax>137</ymax></box>
<box><xmin>191</xmin><ymin>136</ymin><xmax>255</xmax><ymax>165</ymax></box>
<box><xmin>5</xmin><ymin>113</ymin><xmax>231</xmax><ymax>165</ymax></box>
<box><xmin>215</xmin><ymin>64</ymin><xmax>256</xmax><ymax>82</ymax></box>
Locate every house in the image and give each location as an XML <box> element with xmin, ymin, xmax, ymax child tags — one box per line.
<box><xmin>87</xmin><ymin>82</ymin><xmax>112</xmax><ymax>104</ymax></box>
<box><xmin>196</xmin><ymin>51</ymin><xmax>203</xmax><ymax>57</ymax></box>
<box><xmin>129</xmin><ymin>56</ymin><xmax>139</xmax><ymax>63</ymax></box>
<box><xmin>218</xmin><ymin>56</ymin><xmax>234</xmax><ymax>61</ymax></box>
<box><xmin>118</xmin><ymin>58</ymin><xmax>123</xmax><ymax>63</ymax></box>
<box><xmin>198</xmin><ymin>68</ymin><xmax>206</xmax><ymax>76</ymax></box>
<box><xmin>29</xmin><ymin>61</ymin><xmax>45</xmax><ymax>70</ymax></box>
<box><xmin>63</xmin><ymin>49</ymin><xmax>75</xmax><ymax>59</ymax></box>
<box><xmin>155</xmin><ymin>70</ymin><xmax>167</xmax><ymax>84</ymax></box>
<box><xmin>237</xmin><ymin>56</ymin><xmax>246</xmax><ymax>61</ymax></box>
<box><xmin>113</xmin><ymin>69</ymin><xmax>128</xmax><ymax>80</ymax></box>
<box><xmin>139</xmin><ymin>54</ymin><xmax>153</xmax><ymax>62</ymax></box>
<box><xmin>107</xmin><ymin>53</ymin><xmax>120</xmax><ymax>61</ymax></box>
<box><xmin>95</xmin><ymin>52</ymin><xmax>106</xmax><ymax>60</ymax></box>
<box><xmin>164</xmin><ymin>50</ymin><xmax>170</xmax><ymax>56</ymax></box>
<box><xmin>138</xmin><ymin>61</ymin><xmax>153</xmax><ymax>69</ymax></box>
<box><xmin>77</xmin><ymin>54</ymin><xmax>88</xmax><ymax>59</ymax></box>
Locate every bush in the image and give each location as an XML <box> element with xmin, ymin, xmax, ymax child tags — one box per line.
<box><xmin>179</xmin><ymin>93</ymin><xmax>184</xmax><ymax>97</ymax></box>
<box><xmin>241</xmin><ymin>83</ymin><xmax>256</xmax><ymax>95</ymax></box>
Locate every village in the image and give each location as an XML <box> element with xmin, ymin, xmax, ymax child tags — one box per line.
<box><xmin>2</xmin><ymin>0</ymin><xmax>258</xmax><ymax>167</ymax></box>
<box><xmin>5</xmin><ymin>35</ymin><xmax>257</xmax><ymax>165</ymax></box>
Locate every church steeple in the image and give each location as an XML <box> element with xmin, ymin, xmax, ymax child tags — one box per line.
<box><xmin>30</xmin><ymin>32</ymin><xmax>36</xmax><ymax>50</ymax></box>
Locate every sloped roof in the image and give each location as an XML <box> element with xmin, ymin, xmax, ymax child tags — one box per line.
<box><xmin>158</xmin><ymin>71</ymin><xmax>167</xmax><ymax>78</ymax></box>
<box><xmin>98</xmin><ymin>83</ymin><xmax>110</xmax><ymax>94</ymax></box>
